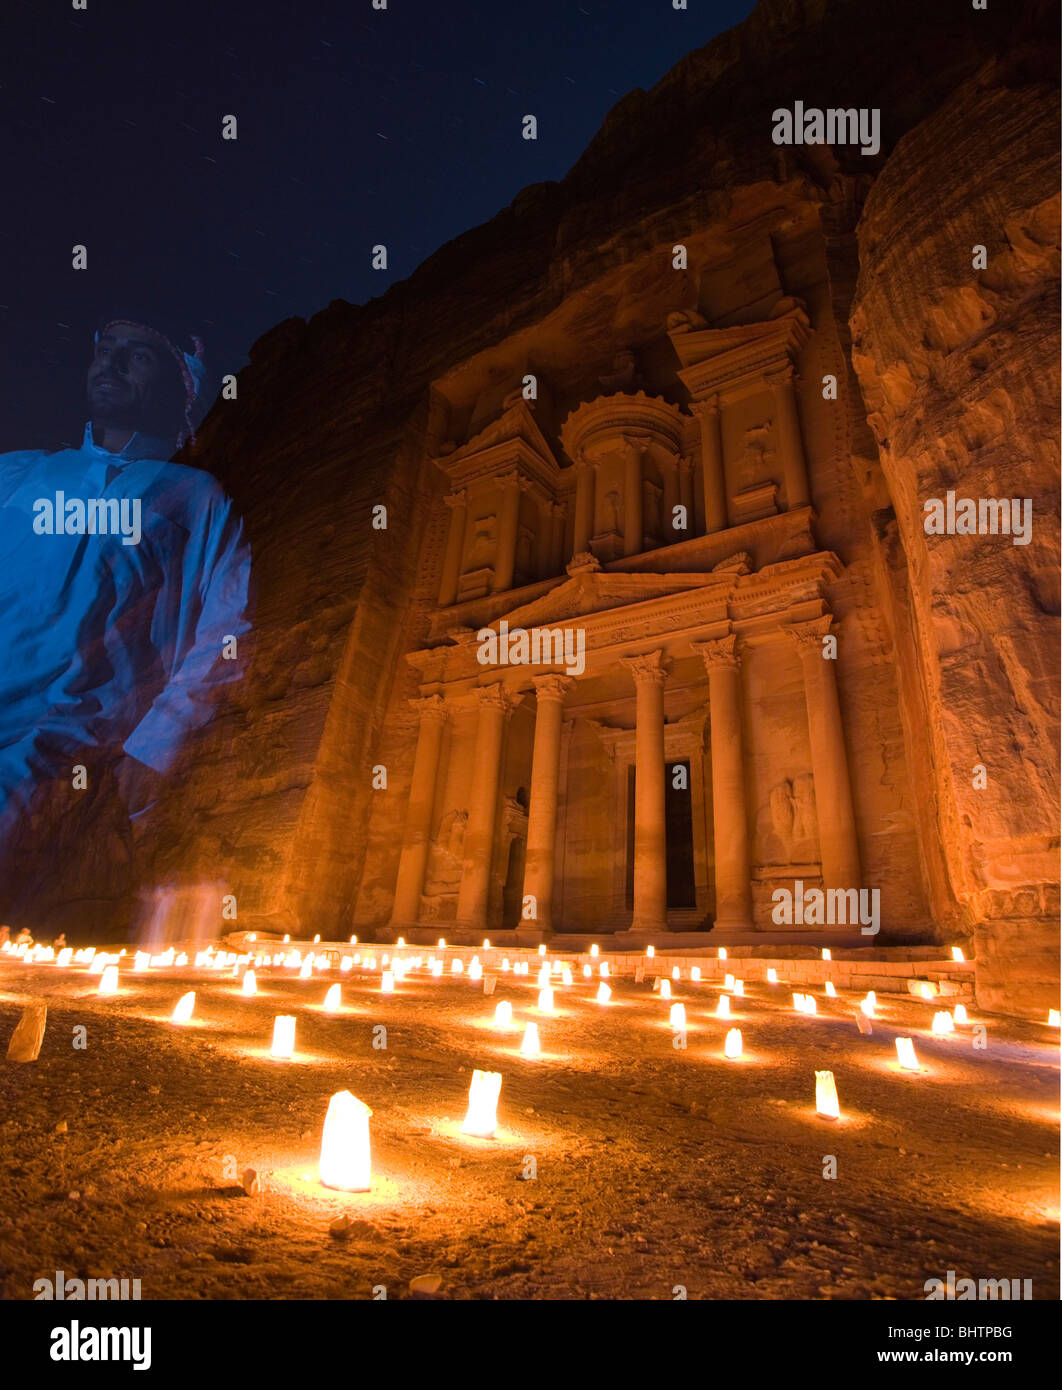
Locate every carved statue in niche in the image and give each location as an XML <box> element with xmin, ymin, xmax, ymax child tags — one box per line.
<box><xmin>467</xmin><ymin>516</ymin><xmax>496</xmax><ymax>568</ymax></box>
<box><xmin>764</xmin><ymin>773</ymin><xmax>817</xmax><ymax>864</ymax></box>
<box><xmin>741</xmin><ymin>422</ymin><xmax>776</xmax><ymax>478</ymax></box>
<box><xmin>424</xmin><ymin>808</ymin><xmax>467</xmax><ymax>895</ymax></box>
<box><xmin>604</xmin><ymin>488</ymin><xmax>622</xmax><ymax>534</ymax></box>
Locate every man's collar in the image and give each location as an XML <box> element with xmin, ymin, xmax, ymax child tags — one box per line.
<box><xmin>82</xmin><ymin>421</ymin><xmax>177</xmax><ymax>463</ymax></box>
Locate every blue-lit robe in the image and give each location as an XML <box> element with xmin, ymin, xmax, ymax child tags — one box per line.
<box><xmin>0</xmin><ymin>422</ymin><xmax>251</xmax><ymax>838</ymax></box>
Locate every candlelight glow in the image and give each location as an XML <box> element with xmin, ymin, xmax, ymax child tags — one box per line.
<box><xmin>596</xmin><ymin>982</ymin><xmax>611</xmax><ymax>1004</ymax></box>
<box><xmin>98</xmin><ymin>965</ymin><xmax>119</xmax><ymax>995</ymax></box>
<box><xmin>822</xmin><ymin>948</ymin><xmax>831</xmax><ymax>960</ymax></box>
<box><xmin>718</xmin><ymin>947</ymin><xmax>727</xmax><ymax>961</ymax></box>
<box><xmin>825</xmin><ymin>981</ymin><xmax>836</xmax><ymax>997</ymax></box>
<box><xmin>583</xmin><ymin>964</ymin><xmax>592</xmax><ymax>978</ymax></box>
<box><xmin>172</xmin><ymin>991</ymin><xmax>195</xmax><ymax>1024</ymax></box>
<box><xmin>520</xmin><ymin>1021</ymin><xmax>541</xmax><ymax>1057</ymax></box>
<box><xmin>538</xmin><ymin>944</ymin><xmax>547</xmax><ymax>956</ymax></box>
<box><xmin>669</xmin><ymin>1002</ymin><xmax>686</xmax><ymax>1029</ymax></box>
<box><xmin>659</xmin><ymin>978</ymin><xmax>671</xmax><ymax>1000</ymax></box>
<box><xmin>733</xmin><ymin>979</ymin><xmax>745</xmax><ymax>997</ymax></box>
<box><xmin>792</xmin><ymin>993</ymin><xmax>806</xmax><ymax>1012</ymax></box>
<box><xmin>319</xmin><ymin>1091</ymin><xmax>372</xmax><ymax>1191</ymax></box>
<box><xmin>340</xmin><ymin>957</ymin><xmax>353</xmax><ymax>973</ymax></box>
<box><xmin>482</xmin><ymin>939</ymin><xmax>491</xmax><ymax>950</ymax></box>
<box><xmin>724</xmin><ymin>973</ymin><xmax>735</xmax><ymax>990</ymax></box>
<box><xmin>133</xmin><ymin>952</ymin><xmax>150</xmax><ymax>973</ymax></box>
<box><xmin>462</xmin><ymin>1069</ymin><xmax>502</xmax><ymax>1138</ymax></box>
<box><xmin>896</xmin><ymin>1037</ymin><xmax>919</xmax><ymax>1070</ymax></box>
<box><xmin>349</xmin><ymin>935</ymin><xmax>357</xmax><ymax>944</ymax></box>
<box><xmin>451</xmin><ymin>959</ymin><xmax>464</xmax><ymax>975</ymax></box>
<box><xmin>56</xmin><ymin>948</ymin><xmax>73</xmax><ymax>968</ymax></box>
<box><xmin>767</xmin><ymin>968</ymin><xmax>778</xmax><ymax>984</ymax></box>
<box><xmin>313</xmin><ymin>935</ymin><xmax>321</xmax><ymax>944</ymax></box>
<box><xmin>716</xmin><ymin>994</ymin><xmax>731</xmax><ymax>1018</ymax></box>
<box><xmin>561</xmin><ymin>967</ymin><xmax>573</xmax><ymax>986</ymax></box>
<box><xmin>271</xmin><ymin>1016</ymin><xmax>296</xmax><ymax>1059</ymax></box>
<box><xmin>816</xmin><ymin>1070</ymin><xmax>840</xmax><ymax>1119</ymax></box>
<box><xmin>590</xmin><ymin>943</ymin><xmax>599</xmax><ymax>957</ymax></box>
<box><xmin>646</xmin><ymin>945</ymin><xmax>655</xmax><ymax>958</ymax></box>
<box><xmin>323</xmin><ymin>984</ymin><xmax>341</xmax><ymax>1011</ymax></box>
<box><xmin>951</xmin><ymin>946</ymin><xmax>965</xmax><ymax>962</ymax></box>
<box><xmin>671</xmin><ymin>966</ymin><xmax>680</xmax><ymax>981</ymax></box>
<box><xmin>1048</xmin><ymin>1009</ymin><xmax>1061</xmax><ymax>1027</ymax></box>
<box><xmin>931</xmin><ymin>1011</ymin><xmax>955</xmax><ymax>1035</ymax></box>
<box><xmin>469</xmin><ymin>958</ymin><xmax>483</xmax><ymax>981</ymax></box>
<box><xmin>860</xmin><ymin>996</ymin><xmax>875</xmax><ymax>1018</ymax></box>
<box><xmin>724</xmin><ymin>1028</ymin><xmax>742</xmax><ymax>1059</ymax></box>
<box><xmin>242</xmin><ymin>969</ymin><xmax>257</xmax><ymax>996</ymax></box>
<box><xmin>494</xmin><ymin>1000</ymin><xmax>513</xmax><ymax>1028</ymax></box>
<box><xmin>537</xmin><ymin>986</ymin><xmax>555</xmax><ymax>1014</ymax></box>
<box><xmin>691</xmin><ymin>966</ymin><xmax>701</xmax><ymax>982</ymax></box>
<box><xmin>431</xmin><ymin>960</ymin><xmax>443</xmax><ymax>977</ymax></box>
<box><xmin>438</xmin><ymin>939</ymin><xmax>446</xmax><ymax>949</ymax></box>
<box><xmin>502</xmin><ymin>958</ymin><xmax>511</xmax><ymax>971</ymax></box>
<box><xmin>953</xmin><ymin>1003</ymin><xmax>968</xmax><ymax>1024</ymax></box>
<box><xmin>599</xmin><ymin>961</ymin><xmax>610</xmax><ymax>978</ymax></box>
<box><xmin>299</xmin><ymin>957</ymin><xmax>313</xmax><ymax>979</ymax></box>
<box><xmin>381</xmin><ymin>971</ymin><xmax>395</xmax><ymax>993</ymax></box>
<box><xmin>918</xmin><ymin>982</ymin><xmax>935</xmax><ymax>1000</ymax></box>
<box><xmin>537</xmin><ymin>965</ymin><xmax>550</xmax><ymax>988</ymax></box>
<box><xmin>396</xmin><ymin>937</ymin><xmax>405</xmax><ymax>948</ymax></box>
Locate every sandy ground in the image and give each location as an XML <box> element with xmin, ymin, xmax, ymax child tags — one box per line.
<box><xmin>0</xmin><ymin>949</ymin><xmax>1057</xmax><ymax>1301</ymax></box>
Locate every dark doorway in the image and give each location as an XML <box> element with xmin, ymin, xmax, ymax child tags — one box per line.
<box><xmin>624</xmin><ymin>761</ymin><xmax>697</xmax><ymax>911</ymax></box>
<box><xmin>501</xmin><ymin>835</ymin><xmax>526</xmax><ymax>930</ymax></box>
<box><xmin>665</xmin><ymin>761</ymin><xmax>696</xmax><ymax>909</ymax></box>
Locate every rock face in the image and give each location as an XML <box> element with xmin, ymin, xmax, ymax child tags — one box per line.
<box><xmin>849</xmin><ymin>12</ymin><xmax>1060</xmax><ymax>1016</ymax></box>
<box><xmin>4</xmin><ymin>0</ymin><xmax>1056</xmax><ymax>1017</ymax></box>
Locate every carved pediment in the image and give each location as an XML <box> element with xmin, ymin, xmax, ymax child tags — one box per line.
<box><xmin>494</xmin><ymin>570</ymin><xmax>726</xmax><ymax>630</ymax></box>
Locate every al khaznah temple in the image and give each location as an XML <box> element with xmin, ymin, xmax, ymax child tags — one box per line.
<box><xmin>13</xmin><ymin>0</ymin><xmax>1058</xmax><ymax>1018</ymax></box>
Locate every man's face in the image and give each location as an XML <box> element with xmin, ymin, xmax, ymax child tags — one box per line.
<box><xmin>87</xmin><ymin>330</ymin><xmax>178</xmax><ymax>431</ymax></box>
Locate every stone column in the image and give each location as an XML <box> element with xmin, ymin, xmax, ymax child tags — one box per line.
<box><xmin>662</xmin><ymin>456</ymin><xmax>679</xmax><ymax>542</ymax></box>
<box><xmin>437</xmin><ymin>490</ymin><xmax>467</xmax><ymax>608</ymax></box>
<box><xmin>456</xmin><ymin>685</ymin><xmax>519</xmax><ymax>929</ymax></box>
<box><xmin>492</xmin><ymin>471</ymin><xmax>522</xmax><ymax>593</ymax></box>
<box><xmin>572</xmin><ymin>454</ymin><xmax>596</xmax><ymax>557</ymax></box>
<box><xmin>622</xmin><ymin>651</ymin><xmax>670</xmax><ymax>931</ymax></box>
<box><xmin>677</xmin><ymin>454</ymin><xmax>694</xmax><ymax>534</ymax></box>
<box><xmin>390</xmin><ymin>695</ymin><xmax>449</xmax><ymax>926</ymax></box>
<box><xmin>693</xmin><ymin>634</ymin><xmax>754</xmax><ymax>930</ymax></box>
<box><xmin>767</xmin><ymin>365</ymin><xmax>810</xmax><ymax>511</ymax></box>
<box><xmin>522</xmin><ymin>674</ymin><xmax>575</xmax><ymax>934</ymax></box>
<box><xmin>622</xmin><ymin>435</ymin><xmax>645</xmax><ymax>557</ymax></box>
<box><xmin>787</xmin><ymin>616</ymin><xmax>861</xmax><ymax>890</ymax></box>
<box><xmin>693</xmin><ymin>396</ymin><xmax>729</xmax><ymax>534</ymax></box>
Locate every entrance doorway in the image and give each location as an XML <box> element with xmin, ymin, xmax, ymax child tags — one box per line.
<box><xmin>624</xmin><ymin>761</ymin><xmax>697</xmax><ymax>911</ymax></box>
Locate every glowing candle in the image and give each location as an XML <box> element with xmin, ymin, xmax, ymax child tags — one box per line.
<box><xmin>822</xmin><ymin>948</ymin><xmax>831</xmax><ymax>961</ymax></box>
<box><xmin>953</xmin><ymin>1002</ymin><xmax>968</xmax><ymax>1024</ymax></box>
<box><xmin>596</xmin><ymin>982</ymin><xmax>611</xmax><ymax>1004</ymax></box>
<box><xmin>537</xmin><ymin>986</ymin><xmax>554</xmax><ymax>1015</ymax></box>
<box><xmin>724</xmin><ymin>973</ymin><xmax>735</xmax><ymax>991</ymax></box>
<box><xmin>895</xmin><ymin>1037</ymin><xmax>919</xmax><ymax>1070</ymax></box>
<box><xmin>951</xmin><ymin>946</ymin><xmax>965</xmax><ymax>962</ymax></box>
<box><xmin>437</xmin><ymin>938</ymin><xmax>446</xmax><ymax>949</ymax></box>
<box><xmin>462</xmin><ymin>1070</ymin><xmax>502</xmax><ymax>1138</ymax></box>
<box><xmin>1048</xmin><ymin>1009</ymin><xmax>1060</xmax><ymax>1027</ymax></box>
<box><xmin>396</xmin><ymin>937</ymin><xmax>405</xmax><ymax>948</ymax></box>
<box><xmin>538</xmin><ymin>944</ymin><xmax>547</xmax><ymax>956</ymax></box>
<box><xmin>323</xmin><ymin>983</ymin><xmax>341</xmax><ymax>1011</ymax></box>
<box><xmin>57</xmin><ymin>948</ymin><xmax>73</xmax><ymax>968</ymax></box>
<box><xmin>319</xmin><ymin>1091</ymin><xmax>371</xmax><ymax>1191</ymax></box>
<box><xmin>767</xmin><ymin>968</ymin><xmax>778</xmax><ymax>984</ymax></box>
<box><xmin>691</xmin><ymin>966</ymin><xmax>701</xmax><ymax>982</ymax></box>
<box><xmin>98</xmin><ymin>964</ymin><xmax>119</xmax><ymax>995</ymax></box>
<box><xmin>451</xmin><ymin>959</ymin><xmax>464</xmax><ymax>975</ymax></box>
<box><xmin>382</xmin><ymin>953</ymin><xmax>390</xmax><ymax>965</ymax></box>
<box><xmin>583</xmin><ymin>964</ymin><xmax>592</xmax><ymax>979</ymax></box>
<box><xmin>804</xmin><ymin>994</ymin><xmax>817</xmax><ymax>1015</ymax></box>
<box><xmin>381</xmin><ymin>970</ymin><xmax>395</xmax><ymax>993</ymax></box>
<box><xmin>132</xmin><ymin>952</ymin><xmax>150</xmax><ymax>973</ymax></box>
<box><xmin>860</xmin><ymin>996</ymin><xmax>875</xmax><ymax>1018</ymax></box>
<box><xmin>175</xmin><ymin>953</ymin><xmax>189</xmax><ymax>967</ymax></box>
<box><xmin>590</xmin><ymin>943</ymin><xmax>599</xmax><ymax>957</ymax></box>
<box><xmin>716</xmin><ymin>994</ymin><xmax>731</xmax><ymax>1018</ymax></box>
<box><xmin>494</xmin><ymin>1000</ymin><xmax>513</xmax><ymax>1028</ymax></box>
<box><xmin>646</xmin><ymin>945</ymin><xmax>655</xmax><ymax>958</ymax></box>
<box><xmin>669</xmin><ymin>1002</ymin><xmax>686</xmax><ymax>1030</ymax></box>
<box><xmin>825</xmin><ymin>981</ymin><xmax>836</xmax><ymax>997</ymax></box>
<box><xmin>349</xmin><ymin>935</ymin><xmax>357</xmax><ymax>944</ymax></box>
<box><xmin>520</xmin><ymin>1021</ymin><xmax>540</xmax><ymax>1057</ymax></box>
<box><xmin>600</xmin><ymin>962</ymin><xmax>610</xmax><ymax>978</ymax></box>
<box><xmin>482</xmin><ymin>939</ymin><xmax>491</xmax><ymax>950</ymax></box>
<box><xmin>502</xmin><ymin>958</ymin><xmax>511</xmax><ymax>972</ymax></box>
<box><xmin>340</xmin><ymin>957</ymin><xmax>353</xmax><ymax>973</ymax></box>
<box><xmin>672</xmin><ymin>966</ymin><xmax>680</xmax><ymax>981</ymax></box>
<box><xmin>918</xmin><ymin>982</ymin><xmax>935</xmax><ymax>1001</ymax></box>
<box><xmin>931</xmin><ymin>1011</ymin><xmax>954</xmax><ymax>1035</ymax></box>
<box><xmin>792</xmin><ymin>993</ymin><xmax>806</xmax><ymax>1012</ymax></box>
<box><xmin>312</xmin><ymin>934</ymin><xmax>320</xmax><ymax>944</ymax></box>
<box><xmin>271</xmin><ymin>1015</ymin><xmax>296</xmax><ymax>1059</ymax></box>
<box><xmin>660</xmin><ymin>978</ymin><xmax>672</xmax><ymax>1000</ymax></box>
<box><xmin>815</xmin><ymin>1070</ymin><xmax>840</xmax><ymax>1119</ymax></box>
<box><xmin>299</xmin><ymin>957</ymin><xmax>313</xmax><ymax>979</ymax></box>
<box><xmin>551</xmin><ymin>960</ymin><xmax>563</xmax><ymax>976</ymax></box>
<box><xmin>431</xmin><ymin>960</ymin><xmax>443</xmax><ymax>977</ymax></box>
<box><xmin>718</xmin><ymin>947</ymin><xmax>727</xmax><ymax>961</ymax></box>
<box><xmin>561</xmin><ymin>967</ymin><xmax>573</xmax><ymax>987</ymax></box>
<box><xmin>724</xmin><ymin>1028</ymin><xmax>742</xmax><ymax>1059</ymax></box>
<box><xmin>469</xmin><ymin>958</ymin><xmax>483</xmax><ymax>982</ymax></box>
<box><xmin>172</xmin><ymin>991</ymin><xmax>195</xmax><ymax>1024</ymax></box>
<box><xmin>537</xmin><ymin>966</ymin><xmax>550</xmax><ymax>988</ymax></box>
<box><xmin>733</xmin><ymin>979</ymin><xmax>745</xmax><ymax>997</ymax></box>
<box><xmin>866</xmin><ymin>991</ymin><xmax>877</xmax><ymax>1008</ymax></box>
<box><xmin>242</xmin><ymin>969</ymin><xmax>257</xmax><ymax>996</ymax></box>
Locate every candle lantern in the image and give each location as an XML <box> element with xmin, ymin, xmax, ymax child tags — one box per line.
<box><xmin>669</xmin><ymin>1002</ymin><xmax>686</xmax><ymax>1030</ymax></box>
<box><xmin>242</xmin><ymin>969</ymin><xmax>257</xmax><ymax>996</ymax></box>
<box><xmin>537</xmin><ymin>986</ymin><xmax>555</xmax><ymax>1015</ymax></box>
<box><xmin>953</xmin><ymin>1003</ymin><xmax>968</xmax><ymax>1024</ymax></box>
<box><xmin>494</xmin><ymin>1000</ymin><xmax>513</xmax><ymax>1028</ymax></box>
<box><xmin>825</xmin><ymin>981</ymin><xmax>836</xmax><ymax>997</ymax></box>
<box><xmin>462</xmin><ymin>1070</ymin><xmax>502</xmax><ymax>1138</ymax></box>
<box><xmin>323</xmin><ymin>984</ymin><xmax>341</xmax><ymax>1011</ymax></box>
<box><xmin>931</xmin><ymin>1011</ymin><xmax>954</xmax><ymax>1035</ymax></box>
<box><xmin>520</xmin><ymin>1021</ymin><xmax>541</xmax><ymax>1057</ymax></box>
<box><xmin>381</xmin><ymin>971</ymin><xmax>395</xmax><ymax>993</ymax></box>
<box><xmin>596</xmin><ymin>982</ymin><xmax>611</xmax><ymax>1004</ymax></box>
<box><xmin>767</xmin><ymin>968</ymin><xmax>778</xmax><ymax>984</ymax></box>
<box><xmin>724</xmin><ymin>1028</ymin><xmax>742</xmax><ymax>1059</ymax></box>
<box><xmin>815</xmin><ymin>1070</ymin><xmax>840</xmax><ymax>1119</ymax></box>
<box><xmin>895</xmin><ymin>1037</ymin><xmax>919</xmax><ymax>1070</ymax></box>
<box><xmin>172</xmin><ymin>991</ymin><xmax>195</xmax><ymax>1023</ymax></box>
<box><xmin>691</xmin><ymin>966</ymin><xmax>701</xmax><ymax>982</ymax></box>
<box><xmin>590</xmin><ymin>944</ymin><xmax>599</xmax><ymax>957</ymax></box>
<box><xmin>660</xmin><ymin>978</ymin><xmax>672</xmax><ymax>1000</ymax></box>
<box><xmin>271</xmin><ymin>1015</ymin><xmax>296</xmax><ymax>1059</ymax></box>
<box><xmin>319</xmin><ymin>1091</ymin><xmax>372</xmax><ymax>1191</ymax></box>
<box><xmin>98</xmin><ymin>964</ymin><xmax>119</xmax><ymax>995</ymax></box>
<box><xmin>716</xmin><ymin>994</ymin><xmax>731</xmax><ymax>1018</ymax></box>
<box><xmin>718</xmin><ymin>947</ymin><xmax>727</xmax><ymax>961</ymax></box>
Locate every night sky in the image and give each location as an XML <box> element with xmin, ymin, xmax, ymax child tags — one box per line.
<box><xmin>2</xmin><ymin>0</ymin><xmax>755</xmax><ymax>454</ymax></box>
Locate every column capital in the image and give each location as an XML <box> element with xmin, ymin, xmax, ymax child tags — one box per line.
<box><xmin>765</xmin><ymin>363</ymin><xmax>797</xmax><ymax>390</ymax></box>
<box><xmin>692</xmin><ymin>633</ymin><xmax>741</xmax><ymax>672</ymax></box>
<box><xmin>619</xmin><ymin>432</ymin><xmax>650</xmax><ymax>458</ymax></box>
<box><xmin>689</xmin><ymin>393</ymin><xmax>721</xmax><ymax>418</ymax></box>
<box><xmin>474</xmin><ymin>683</ymin><xmax>522</xmax><ymax>717</ymax></box>
<box><xmin>622</xmin><ymin>649</ymin><xmax>670</xmax><ymax>688</ymax></box>
<box><xmin>533</xmin><ymin>673</ymin><xmax>575</xmax><ymax>703</ymax></box>
<box><xmin>497</xmin><ymin>469</ymin><xmax>521</xmax><ymax>492</ymax></box>
<box><xmin>443</xmin><ymin>489</ymin><xmax>468</xmax><ymax>511</ymax></box>
<box><xmin>410</xmin><ymin>693</ymin><xmax>448</xmax><ymax>725</ymax></box>
<box><xmin>785</xmin><ymin>614</ymin><xmax>834</xmax><ymax>655</ymax></box>
<box><xmin>575</xmin><ymin>450</ymin><xmax>598</xmax><ymax>474</ymax></box>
